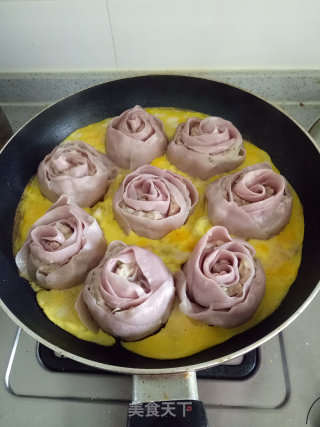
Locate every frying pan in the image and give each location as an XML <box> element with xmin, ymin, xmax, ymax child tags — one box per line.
<box><xmin>0</xmin><ymin>75</ymin><xmax>319</xmax><ymax>426</ymax></box>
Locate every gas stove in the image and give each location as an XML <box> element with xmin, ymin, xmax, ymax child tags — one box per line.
<box><xmin>1</xmin><ymin>291</ymin><xmax>320</xmax><ymax>427</ymax></box>
<box><xmin>0</xmin><ymin>74</ymin><xmax>319</xmax><ymax>427</ymax></box>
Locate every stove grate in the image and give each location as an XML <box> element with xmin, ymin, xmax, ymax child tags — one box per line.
<box><xmin>37</xmin><ymin>343</ymin><xmax>259</xmax><ymax>380</ymax></box>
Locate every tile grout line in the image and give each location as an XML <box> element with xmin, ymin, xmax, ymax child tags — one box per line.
<box><xmin>105</xmin><ymin>0</ymin><xmax>118</xmax><ymax>69</ymax></box>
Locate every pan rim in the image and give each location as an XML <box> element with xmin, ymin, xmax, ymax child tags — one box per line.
<box><xmin>1</xmin><ymin>74</ymin><xmax>320</xmax><ymax>156</ymax></box>
<box><xmin>1</xmin><ymin>280</ymin><xmax>319</xmax><ymax>374</ymax></box>
<box><xmin>1</xmin><ymin>74</ymin><xmax>319</xmax><ymax>373</ymax></box>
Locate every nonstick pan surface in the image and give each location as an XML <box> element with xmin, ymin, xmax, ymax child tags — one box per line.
<box><xmin>0</xmin><ymin>75</ymin><xmax>319</xmax><ymax>373</ymax></box>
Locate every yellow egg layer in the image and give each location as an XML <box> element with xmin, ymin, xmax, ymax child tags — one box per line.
<box><xmin>14</xmin><ymin>107</ymin><xmax>304</xmax><ymax>359</ymax></box>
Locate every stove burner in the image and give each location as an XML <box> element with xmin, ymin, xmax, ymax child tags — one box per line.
<box><xmin>37</xmin><ymin>343</ymin><xmax>259</xmax><ymax>380</ymax></box>
<box><xmin>6</xmin><ymin>329</ymin><xmax>288</xmax><ymax>408</ymax></box>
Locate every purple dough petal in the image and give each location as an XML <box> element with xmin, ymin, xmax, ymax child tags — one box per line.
<box><xmin>37</xmin><ymin>140</ymin><xmax>118</xmax><ymax>207</ymax></box>
<box><xmin>106</xmin><ymin>106</ymin><xmax>168</xmax><ymax>170</ymax></box>
<box><xmin>176</xmin><ymin>226</ymin><xmax>266</xmax><ymax>328</ymax></box>
<box><xmin>75</xmin><ymin>241</ymin><xmax>175</xmax><ymax>341</ymax></box>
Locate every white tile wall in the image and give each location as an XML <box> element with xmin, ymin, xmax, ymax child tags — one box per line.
<box><xmin>0</xmin><ymin>0</ymin><xmax>320</xmax><ymax>71</ymax></box>
<box><xmin>108</xmin><ymin>0</ymin><xmax>320</xmax><ymax>69</ymax></box>
<box><xmin>0</xmin><ymin>0</ymin><xmax>116</xmax><ymax>71</ymax></box>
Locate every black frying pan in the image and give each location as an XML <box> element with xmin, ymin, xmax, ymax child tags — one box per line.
<box><xmin>0</xmin><ymin>75</ymin><xmax>319</xmax><ymax>426</ymax></box>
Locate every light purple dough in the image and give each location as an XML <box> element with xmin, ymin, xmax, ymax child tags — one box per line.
<box><xmin>15</xmin><ymin>195</ymin><xmax>107</xmax><ymax>289</ymax></box>
<box><xmin>75</xmin><ymin>241</ymin><xmax>175</xmax><ymax>341</ymax></box>
<box><xmin>167</xmin><ymin>116</ymin><xmax>245</xmax><ymax>180</ymax></box>
<box><xmin>176</xmin><ymin>226</ymin><xmax>266</xmax><ymax>328</ymax></box>
<box><xmin>38</xmin><ymin>140</ymin><xmax>118</xmax><ymax>207</ymax></box>
<box><xmin>113</xmin><ymin>165</ymin><xmax>199</xmax><ymax>239</ymax></box>
<box><xmin>206</xmin><ymin>162</ymin><xmax>293</xmax><ymax>239</ymax></box>
<box><xmin>106</xmin><ymin>105</ymin><xmax>168</xmax><ymax>170</ymax></box>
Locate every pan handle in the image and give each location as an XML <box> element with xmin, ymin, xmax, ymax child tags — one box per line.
<box><xmin>126</xmin><ymin>372</ymin><xmax>208</xmax><ymax>426</ymax></box>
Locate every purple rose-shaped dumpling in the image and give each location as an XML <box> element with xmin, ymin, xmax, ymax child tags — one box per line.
<box><xmin>37</xmin><ymin>140</ymin><xmax>118</xmax><ymax>207</ymax></box>
<box><xmin>106</xmin><ymin>105</ymin><xmax>168</xmax><ymax>170</ymax></box>
<box><xmin>15</xmin><ymin>195</ymin><xmax>107</xmax><ymax>289</ymax></box>
<box><xmin>75</xmin><ymin>241</ymin><xmax>175</xmax><ymax>341</ymax></box>
<box><xmin>112</xmin><ymin>165</ymin><xmax>199</xmax><ymax>239</ymax></box>
<box><xmin>176</xmin><ymin>226</ymin><xmax>266</xmax><ymax>328</ymax></box>
<box><xmin>206</xmin><ymin>162</ymin><xmax>293</xmax><ymax>239</ymax></box>
<box><xmin>167</xmin><ymin>116</ymin><xmax>245</xmax><ymax>180</ymax></box>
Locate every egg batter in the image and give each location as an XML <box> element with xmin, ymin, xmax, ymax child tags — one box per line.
<box><xmin>14</xmin><ymin>108</ymin><xmax>304</xmax><ymax>359</ymax></box>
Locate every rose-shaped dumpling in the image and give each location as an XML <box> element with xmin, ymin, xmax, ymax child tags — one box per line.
<box><xmin>176</xmin><ymin>226</ymin><xmax>266</xmax><ymax>328</ymax></box>
<box><xmin>167</xmin><ymin>116</ymin><xmax>245</xmax><ymax>180</ymax></box>
<box><xmin>15</xmin><ymin>195</ymin><xmax>107</xmax><ymax>290</ymax></box>
<box><xmin>112</xmin><ymin>165</ymin><xmax>199</xmax><ymax>239</ymax></box>
<box><xmin>75</xmin><ymin>241</ymin><xmax>175</xmax><ymax>341</ymax></box>
<box><xmin>206</xmin><ymin>162</ymin><xmax>293</xmax><ymax>239</ymax></box>
<box><xmin>106</xmin><ymin>105</ymin><xmax>168</xmax><ymax>170</ymax></box>
<box><xmin>37</xmin><ymin>140</ymin><xmax>118</xmax><ymax>207</ymax></box>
